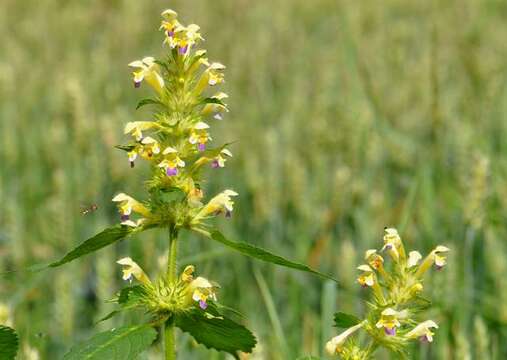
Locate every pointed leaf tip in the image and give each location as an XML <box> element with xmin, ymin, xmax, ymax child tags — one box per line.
<box><xmin>209</xmin><ymin>230</ymin><xmax>338</xmax><ymax>282</ymax></box>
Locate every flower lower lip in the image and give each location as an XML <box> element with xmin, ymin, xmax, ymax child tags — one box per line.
<box><xmin>199</xmin><ymin>300</ymin><xmax>207</xmax><ymax>309</ymax></box>
<box><xmin>384</xmin><ymin>327</ymin><xmax>396</xmax><ymax>336</ymax></box>
<box><xmin>166</xmin><ymin>167</ymin><xmax>178</xmax><ymax>176</ymax></box>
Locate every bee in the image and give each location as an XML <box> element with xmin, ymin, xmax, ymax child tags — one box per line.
<box><xmin>81</xmin><ymin>203</ymin><xmax>99</xmax><ymax>215</ymax></box>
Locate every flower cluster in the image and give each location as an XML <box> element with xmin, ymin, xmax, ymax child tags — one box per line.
<box><xmin>112</xmin><ymin>9</ymin><xmax>235</xmax><ymax>231</ymax></box>
<box><xmin>325</xmin><ymin>228</ymin><xmax>449</xmax><ymax>358</ymax></box>
<box><xmin>116</xmin><ymin>258</ymin><xmax>219</xmax><ymax>315</ymax></box>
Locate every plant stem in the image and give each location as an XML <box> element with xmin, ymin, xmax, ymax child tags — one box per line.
<box><xmin>164</xmin><ymin>318</ymin><xmax>176</xmax><ymax>360</ymax></box>
<box><xmin>168</xmin><ymin>227</ymin><xmax>179</xmax><ymax>283</ymax></box>
<box><xmin>164</xmin><ymin>227</ymin><xmax>179</xmax><ymax>360</ymax></box>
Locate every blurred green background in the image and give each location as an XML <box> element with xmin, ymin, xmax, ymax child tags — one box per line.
<box><xmin>1</xmin><ymin>0</ymin><xmax>507</xmax><ymax>358</ymax></box>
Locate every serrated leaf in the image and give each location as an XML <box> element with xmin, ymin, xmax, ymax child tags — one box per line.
<box><xmin>0</xmin><ymin>326</ymin><xmax>19</xmax><ymax>360</ymax></box>
<box><xmin>118</xmin><ymin>285</ymin><xmax>147</xmax><ymax>307</ymax></box>
<box><xmin>333</xmin><ymin>312</ymin><xmax>361</xmax><ymax>328</ymax></box>
<box><xmin>63</xmin><ymin>325</ymin><xmax>156</xmax><ymax>360</ymax></box>
<box><xmin>50</xmin><ymin>225</ymin><xmax>134</xmax><ymax>267</ymax></box>
<box><xmin>176</xmin><ymin>310</ymin><xmax>256</xmax><ymax>358</ymax></box>
<box><xmin>136</xmin><ymin>98</ymin><xmax>163</xmax><ymax>110</ymax></box>
<box><xmin>99</xmin><ymin>286</ymin><xmax>147</xmax><ymax>323</ymax></box>
<box><xmin>210</xmin><ymin>231</ymin><xmax>338</xmax><ymax>282</ymax></box>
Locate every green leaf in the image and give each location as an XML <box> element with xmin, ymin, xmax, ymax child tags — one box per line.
<box><xmin>118</xmin><ymin>285</ymin><xmax>147</xmax><ymax>307</ymax></box>
<box><xmin>99</xmin><ymin>286</ymin><xmax>147</xmax><ymax>323</ymax></box>
<box><xmin>115</xmin><ymin>144</ymin><xmax>136</xmax><ymax>152</ymax></box>
<box><xmin>297</xmin><ymin>357</ymin><xmax>321</xmax><ymax>360</ymax></box>
<box><xmin>333</xmin><ymin>312</ymin><xmax>361</xmax><ymax>328</ymax></box>
<box><xmin>136</xmin><ymin>98</ymin><xmax>163</xmax><ymax>110</ymax></box>
<box><xmin>210</xmin><ymin>231</ymin><xmax>338</xmax><ymax>282</ymax></box>
<box><xmin>0</xmin><ymin>326</ymin><xmax>19</xmax><ymax>360</ymax></box>
<box><xmin>63</xmin><ymin>325</ymin><xmax>157</xmax><ymax>360</ymax></box>
<box><xmin>50</xmin><ymin>225</ymin><xmax>134</xmax><ymax>268</ymax></box>
<box><xmin>157</xmin><ymin>187</ymin><xmax>186</xmax><ymax>203</ymax></box>
<box><xmin>201</xmin><ymin>97</ymin><xmax>226</xmax><ymax>106</ymax></box>
<box><xmin>176</xmin><ymin>310</ymin><xmax>256</xmax><ymax>358</ymax></box>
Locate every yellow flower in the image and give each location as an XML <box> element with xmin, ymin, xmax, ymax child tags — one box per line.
<box><xmin>194</xmin><ymin>189</ymin><xmax>238</xmax><ymax>220</ymax></box>
<box><xmin>416</xmin><ymin>245</ymin><xmax>450</xmax><ymax>277</ymax></box>
<box><xmin>189</xmin><ymin>122</ymin><xmax>211</xmax><ymax>151</ymax></box>
<box><xmin>127</xmin><ymin>147</ymin><xmax>139</xmax><ymax>168</ymax></box>
<box><xmin>181</xmin><ymin>265</ymin><xmax>195</xmax><ymax>282</ymax></box>
<box><xmin>188</xmin><ymin>50</ymin><xmax>210</xmax><ymax>75</ymax></box>
<box><xmin>128</xmin><ymin>57</ymin><xmax>165</xmax><ymax>94</ymax></box>
<box><xmin>407</xmin><ymin>251</ymin><xmax>422</xmax><ymax>268</ymax></box>
<box><xmin>357</xmin><ymin>264</ymin><xmax>376</xmax><ymax>287</ymax></box>
<box><xmin>194</xmin><ymin>63</ymin><xmax>226</xmax><ymax>95</ymax></box>
<box><xmin>405</xmin><ymin>320</ymin><xmax>438</xmax><ymax>343</ymax></box>
<box><xmin>188</xmin><ymin>187</ymin><xmax>204</xmax><ymax>208</ymax></box>
<box><xmin>160</xmin><ymin>9</ymin><xmax>181</xmax><ymax>41</ymax></box>
<box><xmin>211</xmin><ymin>148</ymin><xmax>233</xmax><ymax>168</ymax></box>
<box><xmin>140</xmin><ymin>136</ymin><xmax>161</xmax><ymax>159</ymax></box>
<box><xmin>161</xmin><ymin>11</ymin><xmax>203</xmax><ymax>55</ymax></box>
<box><xmin>158</xmin><ymin>147</ymin><xmax>185</xmax><ymax>176</ymax></box>
<box><xmin>365</xmin><ymin>249</ymin><xmax>389</xmax><ymax>279</ymax></box>
<box><xmin>112</xmin><ymin>193</ymin><xmax>150</xmax><ymax>224</ymax></box>
<box><xmin>124</xmin><ymin>121</ymin><xmax>158</xmax><ymax>141</ymax></box>
<box><xmin>202</xmin><ymin>92</ymin><xmax>229</xmax><ymax>120</ymax></box>
<box><xmin>357</xmin><ymin>264</ymin><xmax>385</xmax><ymax>301</ymax></box>
<box><xmin>376</xmin><ymin>308</ymin><xmax>401</xmax><ymax>336</ymax></box>
<box><xmin>117</xmin><ymin>257</ymin><xmax>151</xmax><ymax>285</ymax></box>
<box><xmin>433</xmin><ymin>245</ymin><xmax>450</xmax><ymax>269</ymax></box>
<box><xmin>365</xmin><ymin>249</ymin><xmax>384</xmax><ymax>270</ymax></box>
<box><xmin>381</xmin><ymin>227</ymin><xmax>405</xmax><ymax>262</ymax></box>
<box><xmin>325</xmin><ymin>322</ymin><xmax>364</xmax><ymax>355</ymax></box>
<box><xmin>189</xmin><ymin>276</ymin><xmax>218</xmax><ymax>310</ymax></box>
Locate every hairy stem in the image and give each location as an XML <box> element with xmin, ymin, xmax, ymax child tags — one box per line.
<box><xmin>164</xmin><ymin>318</ymin><xmax>176</xmax><ymax>360</ymax></box>
<box><xmin>165</xmin><ymin>227</ymin><xmax>179</xmax><ymax>360</ymax></box>
<box><xmin>168</xmin><ymin>227</ymin><xmax>179</xmax><ymax>283</ymax></box>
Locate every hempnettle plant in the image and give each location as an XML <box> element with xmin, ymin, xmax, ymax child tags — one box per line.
<box><xmin>325</xmin><ymin>228</ymin><xmax>449</xmax><ymax>359</ymax></box>
<box><xmin>38</xmin><ymin>8</ymin><xmax>334</xmax><ymax>360</ymax></box>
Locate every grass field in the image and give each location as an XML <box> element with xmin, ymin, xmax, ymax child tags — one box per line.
<box><xmin>1</xmin><ymin>0</ymin><xmax>507</xmax><ymax>358</ymax></box>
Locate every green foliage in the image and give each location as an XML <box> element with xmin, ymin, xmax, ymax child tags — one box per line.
<box><xmin>210</xmin><ymin>230</ymin><xmax>337</xmax><ymax>282</ymax></box>
<box><xmin>49</xmin><ymin>225</ymin><xmax>134</xmax><ymax>267</ymax></box>
<box><xmin>0</xmin><ymin>326</ymin><xmax>19</xmax><ymax>360</ymax></box>
<box><xmin>201</xmin><ymin>97</ymin><xmax>226</xmax><ymax>106</ymax></box>
<box><xmin>333</xmin><ymin>312</ymin><xmax>361</xmax><ymax>328</ymax></box>
<box><xmin>63</xmin><ymin>325</ymin><xmax>157</xmax><ymax>360</ymax></box>
<box><xmin>175</xmin><ymin>309</ymin><xmax>256</xmax><ymax>358</ymax></box>
<box><xmin>136</xmin><ymin>98</ymin><xmax>164</xmax><ymax>110</ymax></box>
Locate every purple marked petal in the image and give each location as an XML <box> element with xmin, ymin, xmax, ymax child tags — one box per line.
<box><xmin>179</xmin><ymin>45</ymin><xmax>188</xmax><ymax>55</ymax></box>
<box><xmin>211</xmin><ymin>160</ymin><xmax>220</xmax><ymax>168</ymax></box>
<box><xmin>225</xmin><ymin>210</ymin><xmax>232</xmax><ymax>218</ymax></box>
<box><xmin>134</xmin><ymin>81</ymin><xmax>141</xmax><ymax>88</ymax></box>
<box><xmin>420</xmin><ymin>335</ymin><xmax>430</xmax><ymax>344</ymax></box>
<box><xmin>384</xmin><ymin>327</ymin><xmax>396</xmax><ymax>336</ymax></box>
<box><xmin>167</xmin><ymin>30</ymin><xmax>175</xmax><ymax>37</ymax></box>
<box><xmin>199</xmin><ymin>300</ymin><xmax>207</xmax><ymax>310</ymax></box>
<box><xmin>435</xmin><ymin>264</ymin><xmax>443</xmax><ymax>271</ymax></box>
<box><xmin>166</xmin><ymin>167</ymin><xmax>178</xmax><ymax>176</ymax></box>
<box><xmin>120</xmin><ymin>214</ymin><xmax>130</xmax><ymax>221</ymax></box>
<box><xmin>198</xmin><ymin>143</ymin><xmax>206</xmax><ymax>151</ymax></box>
